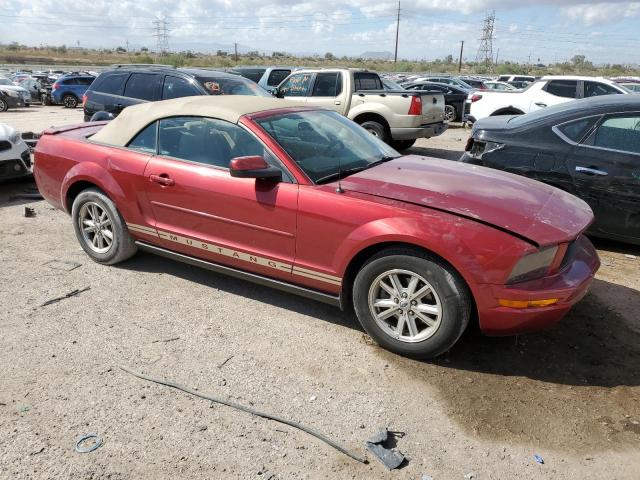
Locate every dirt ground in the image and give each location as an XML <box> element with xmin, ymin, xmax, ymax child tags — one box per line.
<box><xmin>0</xmin><ymin>105</ymin><xmax>639</xmax><ymax>479</ymax></box>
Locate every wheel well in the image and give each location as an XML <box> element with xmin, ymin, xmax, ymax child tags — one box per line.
<box><xmin>490</xmin><ymin>107</ymin><xmax>524</xmax><ymax>116</ymax></box>
<box><xmin>65</xmin><ymin>181</ymin><xmax>101</xmax><ymax>213</ymax></box>
<box><xmin>340</xmin><ymin>242</ymin><xmax>477</xmax><ymax>321</ymax></box>
<box><xmin>353</xmin><ymin>113</ymin><xmax>390</xmax><ymax>134</ymax></box>
<box><xmin>62</xmin><ymin>92</ymin><xmax>78</xmax><ymax>99</ymax></box>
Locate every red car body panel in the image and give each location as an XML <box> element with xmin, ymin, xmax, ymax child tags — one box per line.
<box><xmin>33</xmin><ymin>108</ymin><xmax>600</xmax><ymax>337</ymax></box>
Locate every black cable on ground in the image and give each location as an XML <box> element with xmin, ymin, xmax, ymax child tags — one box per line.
<box><xmin>119</xmin><ymin>366</ymin><xmax>367</xmax><ymax>464</ymax></box>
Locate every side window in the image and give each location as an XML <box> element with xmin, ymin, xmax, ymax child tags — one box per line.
<box><xmin>555</xmin><ymin>117</ymin><xmax>600</xmax><ymax>143</ymax></box>
<box><xmin>162</xmin><ymin>76</ymin><xmax>199</xmax><ymax>99</ymax></box>
<box><xmin>63</xmin><ymin>78</ymin><xmax>78</xmax><ymax>85</ymax></box>
<box><xmin>127</xmin><ymin>122</ymin><xmax>157</xmax><ymax>153</ymax></box>
<box><xmin>279</xmin><ymin>73</ymin><xmax>313</xmax><ymax>97</ymax></box>
<box><xmin>584</xmin><ymin>81</ymin><xmax>622</xmax><ymax>98</ymax></box>
<box><xmin>354</xmin><ymin>73</ymin><xmax>383</xmax><ymax>90</ymax></box>
<box><xmin>311</xmin><ymin>72</ymin><xmax>341</xmax><ymax>97</ymax></box>
<box><xmin>123</xmin><ymin>73</ymin><xmax>160</xmax><ymax>101</ymax></box>
<box><xmin>93</xmin><ymin>73</ymin><xmax>128</xmax><ymax>95</ymax></box>
<box><xmin>267</xmin><ymin>69</ymin><xmax>291</xmax><ymax>87</ymax></box>
<box><xmin>544</xmin><ymin>80</ymin><xmax>578</xmax><ymax>98</ymax></box>
<box><xmin>590</xmin><ymin>116</ymin><xmax>640</xmax><ymax>154</ymax></box>
<box><xmin>77</xmin><ymin>77</ymin><xmax>94</xmax><ymax>86</ymax></box>
<box><xmin>157</xmin><ymin>116</ymin><xmax>280</xmax><ymax>170</ymax></box>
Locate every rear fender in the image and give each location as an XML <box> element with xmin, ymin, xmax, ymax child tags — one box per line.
<box><xmin>61</xmin><ymin>162</ymin><xmax>127</xmax><ymax>213</ymax></box>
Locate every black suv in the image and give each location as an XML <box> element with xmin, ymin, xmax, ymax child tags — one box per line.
<box><xmin>83</xmin><ymin>65</ymin><xmax>269</xmax><ymax>121</ymax></box>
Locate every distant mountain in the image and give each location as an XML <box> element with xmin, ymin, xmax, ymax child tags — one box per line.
<box><xmin>360</xmin><ymin>51</ymin><xmax>394</xmax><ymax>60</ymax></box>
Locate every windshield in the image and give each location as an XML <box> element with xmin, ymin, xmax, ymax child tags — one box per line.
<box><xmin>254</xmin><ymin>110</ymin><xmax>399</xmax><ymax>183</ymax></box>
<box><xmin>198</xmin><ymin>76</ymin><xmax>270</xmax><ymax>97</ymax></box>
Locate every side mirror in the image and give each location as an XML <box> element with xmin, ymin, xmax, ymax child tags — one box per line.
<box><xmin>274</xmin><ymin>89</ymin><xmax>285</xmax><ymax>98</ymax></box>
<box><xmin>229</xmin><ymin>156</ymin><xmax>282</xmax><ymax>181</ymax></box>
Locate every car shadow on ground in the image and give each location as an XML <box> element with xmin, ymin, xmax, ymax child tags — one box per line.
<box><xmin>120</xmin><ymin>251</ymin><xmax>361</xmax><ymax>332</ymax></box>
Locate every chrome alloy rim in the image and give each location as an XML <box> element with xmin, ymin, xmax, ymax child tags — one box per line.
<box><xmin>444</xmin><ymin>105</ymin><xmax>456</xmax><ymax>121</ymax></box>
<box><xmin>368</xmin><ymin>269</ymin><xmax>443</xmax><ymax>343</ymax></box>
<box><xmin>78</xmin><ymin>202</ymin><xmax>114</xmax><ymax>254</ymax></box>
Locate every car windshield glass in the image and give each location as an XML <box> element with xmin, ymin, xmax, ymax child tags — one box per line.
<box><xmin>199</xmin><ymin>76</ymin><xmax>270</xmax><ymax>97</ymax></box>
<box><xmin>254</xmin><ymin>110</ymin><xmax>399</xmax><ymax>184</ymax></box>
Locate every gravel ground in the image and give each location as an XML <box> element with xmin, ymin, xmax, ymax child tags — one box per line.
<box><xmin>0</xmin><ymin>106</ymin><xmax>639</xmax><ymax>479</ymax></box>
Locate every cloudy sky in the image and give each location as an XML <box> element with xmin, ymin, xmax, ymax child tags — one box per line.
<box><xmin>2</xmin><ymin>0</ymin><xmax>639</xmax><ymax>64</ymax></box>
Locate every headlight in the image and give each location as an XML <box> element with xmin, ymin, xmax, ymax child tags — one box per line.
<box><xmin>467</xmin><ymin>139</ymin><xmax>504</xmax><ymax>159</ymax></box>
<box><xmin>9</xmin><ymin>131</ymin><xmax>21</xmax><ymax>144</ymax></box>
<box><xmin>5</xmin><ymin>90</ymin><xmax>20</xmax><ymax>98</ymax></box>
<box><xmin>507</xmin><ymin>245</ymin><xmax>558</xmax><ymax>284</ymax></box>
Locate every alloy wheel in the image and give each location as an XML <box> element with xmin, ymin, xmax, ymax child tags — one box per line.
<box><xmin>78</xmin><ymin>201</ymin><xmax>114</xmax><ymax>254</ymax></box>
<box><xmin>368</xmin><ymin>269</ymin><xmax>442</xmax><ymax>343</ymax></box>
<box><xmin>444</xmin><ymin>105</ymin><xmax>456</xmax><ymax>122</ymax></box>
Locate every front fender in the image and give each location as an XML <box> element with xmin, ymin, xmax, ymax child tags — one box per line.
<box><xmin>332</xmin><ymin>214</ymin><xmax>530</xmax><ymax>290</ymax></box>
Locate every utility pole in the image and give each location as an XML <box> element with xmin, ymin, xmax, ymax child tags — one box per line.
<box><xmin>458</xmin><ymin>40</ymin><xmax>464</xmax><ymax>73</ymax></box>
<box><xmin>234</xmin><ymin>43</ymin><xmax>238</xmax><ymax>65</ymax></box>
<box><xmin>394</xmin><ymin>1</ymin><xmax>400</xmax><ymax>68</ymax></box>
<box><xmin>152</xmin><ymin>18</ymin><xmax>170</xmax><ymax>62</ymax></box>
<box><xmin>475</xmin><ymin>11</ymin><xmax>495</xmax><ymax>72</ymax></box>
<box><xmin>495</xmin><ymin>47</ymin><xmax>499</xmax><ymax>65</ymax></box>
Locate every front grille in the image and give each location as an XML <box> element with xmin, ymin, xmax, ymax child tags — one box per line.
<box><xmin>0</xmin><ymin>159</ymin><xmax>27</xmax><ymax>177</ymax></box>
<box><xmin>0</xmin><ymin>140</ymin><xmax>11</xmax><ymax>152</ymax></box>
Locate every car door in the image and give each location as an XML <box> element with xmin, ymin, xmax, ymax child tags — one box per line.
<box><xmin>143</xmin><ymin>116</ymin><xmax>298</xmax><ymax>281</ymax></box>
<box><xmin>85</xmin><ymin>72</ymin><xmax>130</xmax><ymax>118</ymax></box>
<box><xmin>276</xmin><ymin>72</ymin><xmax>313</xmax><ymax>102</ymax></box>
<box><xmin>161</xmin><ymin>75</ymin><xmax>201</xmax><ymax>99</ymax></box>
<box><xmin>531</xmin><ymin>79</ymin><xmax>578</xmax><ymax>111</ymax></box>
<box><xmin>566</xmin><ymin>113</ymin><xmax>640</xmax><ymax>240</ymax></box>
<box><xmin>305</xmin><ymin>72</ymin><xmax>346</xmax><ymax>113</ymax></box>
<box><xmin>122</xmin><ymin>72</ymin><xmax>162</xmax><ymax>107</ymax></box>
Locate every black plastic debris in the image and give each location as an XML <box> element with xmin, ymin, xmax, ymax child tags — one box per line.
<box><xmin>24</xmin><ymin>207</ymin><xmax>36</xmax><ymax>218</ymax></box>
<box><xmin>365</xmin><ymin>428</ymin><xmax>405</xmax><ymax>470</ymax></box>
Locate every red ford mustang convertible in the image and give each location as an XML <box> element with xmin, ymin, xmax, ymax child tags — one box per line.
<box><xmin>34</xmin><ymin>97</ymin><xmax>599</xmax><ymax>358</ymax></box>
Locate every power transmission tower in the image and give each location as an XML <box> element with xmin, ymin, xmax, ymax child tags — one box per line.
<box><xmin>152</xmin><ymin>18</ymin><xmax>170</xmax><ymax>61</ymax></box>
<box><xmin>475</xmin><ymin>11</ymin><xmax>495</xmax><ymax>71</ymax></box>
<box><xmin>394</xmin><ymin>1</ymin><xmax>400</xmax><ymax>67</ymax></box>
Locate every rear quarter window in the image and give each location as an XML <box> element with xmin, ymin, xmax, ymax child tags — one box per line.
<box><xmin>354</xmin><ymin>72</ymin><xmax>383</xmax><ymax>91</ymax></box>
<box><xmin>267</xmin><ymin>69</ymin><xmax>291</xmax><ymax>87</ymax></box>
<box><xmin>92</xmin><ymin>73</ymin><xmax>129</xmax><ymax>95</ymax></box>
<box><xmin>555</xmin><ymin>116</ymin><xmax>600</xmax><ymax>143</ymax></box>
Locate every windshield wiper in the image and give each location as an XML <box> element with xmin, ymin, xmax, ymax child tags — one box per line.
<box><xmin>315</xmin><ymin>156</ymin><xmax>399</xmax><ymax>185</ymax></box>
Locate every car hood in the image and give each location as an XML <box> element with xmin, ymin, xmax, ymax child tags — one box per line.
<box><xmin>340</xmin><ymin>156</ymin><xmax>593</xmax><ymax>246</ymax></box>
<box><xmin>0</xmin><ymin>122</ymin><xmax>18</xmax><ymax>140</ymax></box>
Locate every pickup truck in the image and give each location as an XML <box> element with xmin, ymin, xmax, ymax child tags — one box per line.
<box><xmin>466</xmin><ymin>75</ymin><xmax>629</xmax><ymax>124</ymax></box>
<box><xmin>274</xmin><ymin>68</ymin><xmax>446</xmax><ymax>150</ymax></box>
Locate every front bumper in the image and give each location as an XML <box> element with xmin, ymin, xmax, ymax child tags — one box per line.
<box><xmin>3</xmin><ymin>96</ymin><xmax>25</xmax><ymax>109</ymax></box>
<box><xmin>0</xmin><ymin>141</ymin><xmax>32</xmax><ymax>180</ymax></box>
<box><xmin>476</xmin><ymin>235</ymin><xmax>600</xmax><ymax>336</ymax></box>
<box><xmin>458</xmin><ymin>152</ymin><xmax>483</xmax><ymax>165</ymax></box>
<box><xmin>390</xmin><ymin>121</ymin><xmax>448</xmax><ymax>140</ymax></box>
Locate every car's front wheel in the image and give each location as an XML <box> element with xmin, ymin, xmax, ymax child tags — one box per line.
<box><xmin>0</xmin><ymin>98</ymin><xmax>8</xmax><ymax>112</ymax></box>
<box><xmin>71</xmin><ymin>188</ymin><xmax>137</xmax><ymax>265</ymax></box>
<box><xmin>353</xmin><ymin>248</ymin><xmax>471</xmax><ymax>358</ymax></box>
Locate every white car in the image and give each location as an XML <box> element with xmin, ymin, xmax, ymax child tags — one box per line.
<box><xmin>0</xmin><ymin>123</ymin><xmax>31</xmax><ymax>180</ymax></box>
<box><xmin>466</xmin><ymin>76</ymin><xmax>630</xmax><ymax>123</ymax></box>
<box><xmin>484</xmin><ymin>81</ymin><xmax>516</xmax><ymax>91</ymax></box>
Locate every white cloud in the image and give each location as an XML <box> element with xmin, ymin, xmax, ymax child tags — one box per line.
<box><xmin>560</xmin><ymin>2</ymin><xmax>640</xmax><ymax>25</ymax></box>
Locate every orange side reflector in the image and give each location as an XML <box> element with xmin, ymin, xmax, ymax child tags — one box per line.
<box><xmin>499</xmin><ymin>298</ymin><xmax>559</xmax><ymax>309</ymax></box>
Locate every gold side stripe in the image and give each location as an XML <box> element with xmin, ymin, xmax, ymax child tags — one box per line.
<box><xmin>127</xmin><ymin>223</ymin><xmax>342</xmax><ymax>286</ymax></box>
<box><xmin>292</xmin><ymin>266</ymin><xmax>342</xmax><ymax>282</ymax></box>
<box><xmin>293</xmin><ymin>270</ymin><xmax>342</xmax><ymax>286</ymax></box>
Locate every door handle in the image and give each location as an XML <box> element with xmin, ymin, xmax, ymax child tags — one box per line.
<box><xmin>149</xmin><ymin>173</ymin><xmax>175</xmax><ymax>186</ymax></box>
<box><xmin>535</xmin><ymin>102</ymin><xmax>547</xmax><ymax>108</ymax></box>
<box><xmin>575</xmin><ymin>166</ymin><xmax>608</xmax><ymax>176</ymax></box>
<box><xmin>334</xmin><ymin>101</ymin><xmax>341</xmax><ymax>105</ymax></box>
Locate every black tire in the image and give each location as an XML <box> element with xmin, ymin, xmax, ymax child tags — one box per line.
<box><xmin>42</xmin><ymin>94</ymin><xmax>52</xmax><ymax>106</ymax></box>
<box><xmin>71</xmin><ymin>188</ymin><xmax>137</xmax><ymax>265</ymax></box>
<box><xmin>62</xmin><ymin>94</ymin><xmax>78</xmax><ymax>109</ymax></box>
<box><xmin>353</xmin><ymin>248</ymin><xmax>471</xmax><ymax>358</ymax></box>
<box><xmin>0</xmin><ymin>98</ymin><xmax>8</xmax><ymax>112</ymax></box>
<box><xmin>444</xmin><ymin>104</ymin><xmax>457</xmax><ymax>122</ymax></box>
<box><xmin>391</xmin><ymin>139</ymin><xmax>416</xmax><ymax>151</ymax></box>
<box><xmin>359</xmin><ymin>120</ymin><xmax>389</xmax><ymax>144</ymax></box>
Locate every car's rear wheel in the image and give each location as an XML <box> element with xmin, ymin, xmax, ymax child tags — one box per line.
<box><xmin>62</xmin><ymin>94</ymin><xmax>78</xmax><ymax>109</ymax></box>
<box><xmin>360</xmin><ymin>120</ymin><xmax>389</xmax><ymax>144</ymax></box>
<box><xmin>0</xmin><ymin>98</ymin><xmax>8</xmax><ymax>112</ymax></box>
<box><xmin>353</xmin><ymin>248</ymin><xmax>471</xmax><ymax>358</ymax></box>
<box><xmin>71</xmin><ymin>188</ymin><xmax>137</xmax><ymax>265</ymax></box>
<box><xmin>444</xmin><ymin>104</ymin><xmax>457</xmax><ymax>122</ymax></box>
<box><xmin>391</xmin><ymin>139</ymin><xmax>416</xmax><ymax>151</ymax></box>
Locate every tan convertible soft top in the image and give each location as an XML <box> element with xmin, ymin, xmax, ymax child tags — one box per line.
<box><xmin>90</xmin><ymin>96</ymin><xmax>305</xmax><ymax>147</ymax></box>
